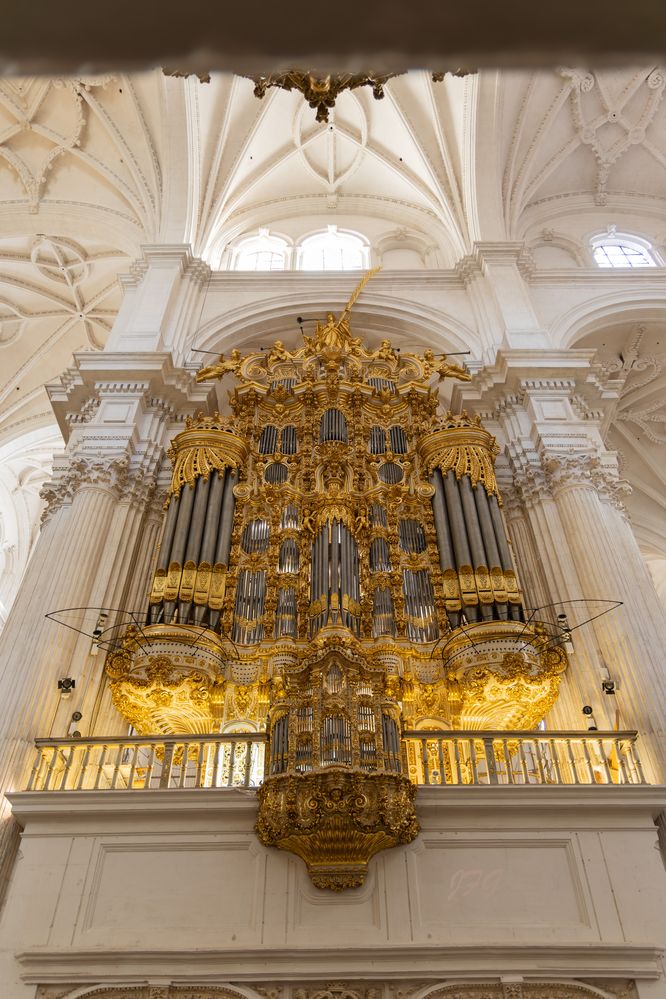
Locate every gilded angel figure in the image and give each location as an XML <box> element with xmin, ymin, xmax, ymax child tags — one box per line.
<box><xmin>422</xmin><ymin>348</ymin><xmax>471</xmax><ymax>382</ymax></box>
<box><xmin>196</xmin><ymin>348</ymin><xmax>243</xmax><ymax>383</ymax></box>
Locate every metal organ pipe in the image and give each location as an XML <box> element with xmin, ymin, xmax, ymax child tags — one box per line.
<box><xmin>473</xmin><ymin>485</ymin><xmax>507</xmax><ymax>621</ymax></box>
<box><xmin>163</xmin><ymin>482</ymin><xmax>196</xmax><ymax>623</ymax></box>
<box><xmin>320</xmin><ymin>527</ymin><xmax>327</xmax><ymax>628</ymax></box>
<box><xmin>330</xmin><ymin>521</ymin><xmax>340</xmax><ymax>622</ymax></box>
<box><xmin>215</xmin><ymin>469</ymin><xmax>238</xmax><ymax>567</ymax></box>
<box><xmin>488</xmin><ymin>494</ymin><xmax>512</xmax><ymax>568</ymax></box>
<box><xmin>473</xmin><ymin>485</ymin><xmax>501</xmax><ymax>569</ymax></box>
<box><xmin>149</xmin><ymin>494</ymin><xmax>180</xmax><ymax>623</ymax></box>
<box><xmin>442</xmin><ymin>469</ymin><xmax>479</xmax><ymax>623</ymax></box>
<box><xmin>340</xmin><ymin>523</ymin><xmax>348</xmax><ymax>627</ymax></box>
<box><xmin>429</xmin><ymin>470</ymin><xmax>458</xmax><ymax>628</ymax></box>
<box><xmin>156</xmin><ymin>495</ymin><xmax>180</xmax><ymax>573</ymax></box>
<box><xmin>200</xmin><ymin>470</ymin><xmax>226</xmax><ymax>562</ymax></box>
<box><xmin>179</xmin><ymin>475</ymin><xmax>211</xmax><ymax>622</ymax></box>
<box><xmin>459</xmin><ymin>476</ymin><xmax>492</xmax><ymax>622</ymax></box>
<box><xmin>488</xmin><ymin>494</ymin><xmax>522</xmax><ymax>621</ymax></box>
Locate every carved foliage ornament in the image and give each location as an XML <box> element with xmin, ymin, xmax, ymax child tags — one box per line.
<box><xmin>39</xmin><ymin>454</ymin><xmax>131</xmax><ymax>524</ymax></box>
<box><xmin>419</xmin><ymin>412</ymin><xmax>500</xmax><ymax>497</ymax></box>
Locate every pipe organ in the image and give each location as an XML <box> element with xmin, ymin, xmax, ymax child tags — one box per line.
<box><xmin>106</xmin><ymin>271</ymin><xmax>567</xmax><ymax>889</ymax></box>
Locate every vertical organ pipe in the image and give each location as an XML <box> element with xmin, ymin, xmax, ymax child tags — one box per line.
<box><xmin>330</xmin><ymin>521</ymin><xmax>339</xmax><ymax>621</ymax></box>
<box><xmin>340</xmin><ymin>524</ymin><xmax>348</xmax><ymax>625</ymax></box>
<box><xmin>156</xmin><ymin>495</ymin><xmax>180</xmax><ymax>572</ymax></box>
<box><xmin>488</xmin><ymin>494</ymin><xmax>522</xmax><ymax>621</ymax></box>
<box><xmin>430</xmin><ymin>470</ymin><xmax>458</xmax><ymax>627</ymax></box>
<box><xmin>193</xmin><ymin>470</ymin><xmax>227</xmax><ymax>625</ymax></box>
<box><xmin>208</xmin><ymin>468</ymin><xmax>238</xmax><ymax>632</ymax></box>
<box><xmin>150</xmin><ymin>494</ymin><xmax>180</xmax><ymax>622</ymax></box>
<box><xmin>459</xmin><ymin>476</ymin><xmax>492</xmax><ymax>622</ymax></box>
<box><xmin>179</xmin><ymin>475</ymin><xmax>211</xmax><ymax>622</ymax></box>
<box><xmin>474</xmin><ymin>484</ymin><xmax>507</xmax><ymax>621</ymax></box>
<box><xmin>169</xmin><ymin>482</ymin><xmax>196</xmax><ymax>566</ymax></box>
<box><xmin>163</xmin><ymin>482</ymin><xmax>196</xmax><ymax>623</ymax></box>
<box><xmin>215</xmin><ymin>469</ymin><xmax>238</xmax><ymax>566</ymax></box>
<box><xmin>459</xmin><ymin>476</ymin><xmax>488</xmax><ymax>568</ymax></box>
<box><xmin>473</xmin><ymin>485</ymin><xmax>501</xmax><ymax>568</ymax></box>
<box><xmin>442</xmin><ymin>470</ymin><xmax>478</xmax><ymax>623</ymax></box>
<box><xmin>320</xmin><ymin>527</ymin><xmax>327</xmax><ymax>629</ymax></box>
<box><xmin>442</xmin><ymin>471</ymin><xmax>473</xmax><ymax>566</ymax></box>
<box><xmin>488</xmin><ymin>494</ymin><xmax>513</xmax><ymax>569</ymax></box>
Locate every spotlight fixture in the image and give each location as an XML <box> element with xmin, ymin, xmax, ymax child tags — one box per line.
<box><xmin>582</xmin><ymin>705</ymin><xmax>598</xmax><ymax>731</ymax></box>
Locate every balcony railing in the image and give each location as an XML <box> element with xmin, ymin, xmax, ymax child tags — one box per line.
<box><xmin>26</xmin><ymin>734</ymin><xmax>267</xmax><ymax>792</ymax></box>
<box><xmin>402</xmin><ymin>730</ymin><xmax>647</xmax><ymax>786</ymax></box>
<box><xmin>24</xmin><ymin>729</ymin><xmax>647</xmax><ymax>793</ymax></box>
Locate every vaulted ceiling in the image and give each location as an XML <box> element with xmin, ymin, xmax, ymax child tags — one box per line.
<box><xmin>0</xmin><ymin>67</ymin><xmax>664</xmax><ymax>579</ymax></box>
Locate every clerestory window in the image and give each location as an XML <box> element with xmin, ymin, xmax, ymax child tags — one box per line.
<box><xmin>299</xmin><ymin>226</ymin><xmax>367</xmax><ymax>271</ymax></box>
<box><xmin>591</xmin><ymin>233</ymin><xmax>657</xmax><ymax>269</ymax></box>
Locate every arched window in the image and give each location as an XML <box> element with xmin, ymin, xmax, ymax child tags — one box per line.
<box><xmin>591</xmin><ymin>232</ymin><xmax>658</xmax><ymax>268</ymax></box>
<box><xmin>299</xmin><ymin>226</ymin><xmax>367</xmax><ymax>271</ymax></box>
<box><xmin>233</xmin><ymin>230</ymin><xmax>289</xmax><ymax>271</ymax></box>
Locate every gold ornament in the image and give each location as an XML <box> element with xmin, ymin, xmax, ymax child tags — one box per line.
<box><xmin>256</xmin><ymin>768</ymin><xmax>418</xmax><ymax>889</ymax></box>
<box><xmin>419</xmin><ymin>412</ymin><xmax>500</xmax><ymax>497</ymax></box>
<box><xmin>167</xmin><ymin>414</ymin><xmax>249</xmax><ymax>500</ymax></box>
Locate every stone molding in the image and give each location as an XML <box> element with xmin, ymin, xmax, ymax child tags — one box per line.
<box><xmin>34</xmin><ymin>980</ymin><xmax>639</xmax><ymax>999</ymax></box>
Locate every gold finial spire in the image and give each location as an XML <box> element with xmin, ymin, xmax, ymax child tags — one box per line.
<box><xmin>341</xmin><ymin>265</ymin><xmax>381</xmax><ymax>321</ymax></box>
<box><xmin>308</xmin><ymin>266</ymin><xmax>381</xmax><ymax>355</ymax></box>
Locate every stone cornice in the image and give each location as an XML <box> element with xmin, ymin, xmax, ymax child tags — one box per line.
<box><xmin>46</xmin><ymin>353</ymin><xmax>214</xmax><ymax>443</ymax></box>
<box><xmin>8</xmin><ymin>783</ymin><xmax>666</xmax><ymax>823</ymax></box>
<box><xmin>16</xmin><ymin>942</ymin><xmax>665</xmax><ymax>984</ymax></box>
<box><xmin>206</xmin><ymin>270</ymin><xmax>465</xmax><ymax>292</ymax></box>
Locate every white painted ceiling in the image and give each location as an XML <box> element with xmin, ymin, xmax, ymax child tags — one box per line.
<box><xmin>0</xmin><ymin>68</ymin><xmax>664</xmax><ymax>582</ymax></box>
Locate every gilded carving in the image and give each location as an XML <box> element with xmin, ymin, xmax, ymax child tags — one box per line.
<box><xmin>166</xmin><ymin>414</ymin><xmax>249</xmax><ymax>500</ymax></box>
<box><xmin>419</xmin><ymin>412</ymin><xmax>500</xmax><ymax>497</ymax></box>
<box><xmin>103</xmin><ymin>269</ymin><xmax>572</xmax><ymax>882</ymax></box>
<box><xmin>256</xmin><ymin>767</ymin><xmax>419</xmax><ymax>889</ymax></box>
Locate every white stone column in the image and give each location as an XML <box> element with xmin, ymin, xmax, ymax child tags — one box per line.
<box><xmin>0</xmin><ymin>457</ymin><xmax>126</xmax><ymax>891</ymax></box>
<box><xmin>501</xmin><ymin>468</ymin><xmax>610</xmax><ymax>733</ymax></box>
<box><xmin>546</xmin><ymin>454</ymin><xmax>666</xmax><ymax>781</ymax></box>
<box><xmin>455</xmin><ymin>243</ymin><xmax>549</xmax><ymax>361</ymax></box>
<box><xmin>107</xmin><ymin>245</ymin><xmax>210</xmax><ymax>360</ymax></box>
<box><xmin>453</xmin><ymin>349</ymin><xmax>666</xmax><ymax>762</ymax></box>
<box><xmin>0</xmin><ymin>348</ymin><xmax>212</xmax><ymax>897</ymax></box>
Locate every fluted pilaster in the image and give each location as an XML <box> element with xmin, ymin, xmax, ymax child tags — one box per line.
<box><xmin>546</xmin><ymin>454</ymin><xmax>666</xmax><ymax>780</ymax></box>
<box><xmin>0</xmin><ymin>460</ymin><xmax>130</xmax><ymax>892</ymax></box>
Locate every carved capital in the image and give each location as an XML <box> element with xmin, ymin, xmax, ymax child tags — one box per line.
<box><xmin>542</xmin><ymin>453</ymin><xmax>597</xmax><ymax>494</ymax></box>
<box><xmin>40</xmin><ymin>453</ymin><xmax>158</xmax><ymax>523</ymax></box>
<box><xmin>541</xmin><ymin>452</ymin><xmax>631</xmax><ymax>515</ymax></box>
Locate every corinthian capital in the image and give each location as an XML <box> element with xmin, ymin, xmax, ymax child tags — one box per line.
<box><xmin>542</xmin><ymin>453</ymin><xmax>597</xmax><ymax>494</ymax></box>
<box><xmin>40</xmin><ymin>453</ymin><xmax>130</xmax><ymax>524</ymax></box>
<box><xmin>542</xmin><ymin>452</ymin><xmax>631</xmax><ymax>515</ymax></box>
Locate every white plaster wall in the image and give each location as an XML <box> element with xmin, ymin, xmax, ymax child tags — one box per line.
<box><xmin>1</xmin><ymin>787</ymin><xmax>665</xmax><ymax>999</ymax></box>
